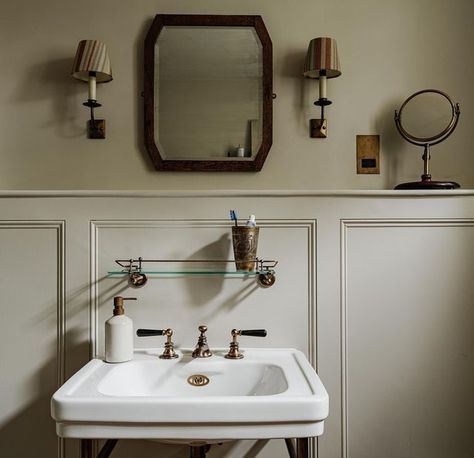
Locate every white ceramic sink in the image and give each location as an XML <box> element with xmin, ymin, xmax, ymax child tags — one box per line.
<box><xmin>51</xmin><ymin>348</ymin><xmax>329</xmax><ymax>441</ymax></box>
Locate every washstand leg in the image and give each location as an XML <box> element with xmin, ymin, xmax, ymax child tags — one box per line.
<box><xmin>81</xmin><ymin>439</ymin><xmax>93</xmax><ymax>458</ymax></box>
<box><xmin>189</xmin><ymin>444</ymin><xmax>210</xmax><ymax>458</ymax></box>
<box><xmin>285</xmin><ymin>438</ymin><xmax>297</xmax><ymax>458</ymax></box>
<box><xmin>296</xmin><ymin>438</ymin><xmax>309</xmax><ymax>458</ymax></box>
<box><xmin>80</xmin><ymin>439</ymin><xmax>118</xmax><ymax>458</ymax></box>
<box><xmin>97</xmin><ymin>439</ymin><xmax>119</xmax><ymax>458</ymax></box>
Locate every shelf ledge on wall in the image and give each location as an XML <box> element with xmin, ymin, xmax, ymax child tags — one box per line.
<box><xmin>0</xmin><ymin>189</ymin><xmax>473</xmax><ymax>198</ymax></box>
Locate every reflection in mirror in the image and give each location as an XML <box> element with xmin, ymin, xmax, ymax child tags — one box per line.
<box><xmin>156</xmin><ymin>27</ymin><xmax>262</xmax><ymax>160</ymax></box>
<box><xmin>401</xmin><ymin>91</ymin><xmax>453</xmax><ymax>139</ymax></box>
<box><xmin>144</xmin><ymin>15</ymin><xmax>273</xmax><ymax>172</ymax></box>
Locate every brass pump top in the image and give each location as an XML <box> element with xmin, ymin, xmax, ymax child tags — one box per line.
<box><xmin>113</xmin><ymin>296</ymin><xmax>137</xmax><ymax>315</ymax></box>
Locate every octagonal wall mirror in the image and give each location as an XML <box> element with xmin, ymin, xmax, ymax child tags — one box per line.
<box><xmin>144</xmin><ymin>15</ymin><xmax>273</xmax><ymax>171</ymax></box>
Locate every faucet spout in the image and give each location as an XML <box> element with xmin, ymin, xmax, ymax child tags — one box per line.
<box><xmin>192</xmin><ymin>325</ymin><xmax>212</xmax><ymax>358</ymax></box>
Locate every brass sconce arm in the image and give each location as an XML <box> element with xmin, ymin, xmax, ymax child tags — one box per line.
<box><xmin>82</xmin><ymin>94</ymin><xmax>105</xmax><ymax>139</ymax></box>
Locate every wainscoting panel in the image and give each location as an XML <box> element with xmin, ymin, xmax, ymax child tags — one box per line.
<box><xmin>342</xmin><ymin>220</ymin><xmax>474</xmax><ymax>458</ymax></box>
<box><xmin>0</xmin><ymin>192</ymin><xmax>473</xmax><ymax>458</ymax></box>
<box><xmin>0</xmin><ymin>221</ymin><xmax>65</xmax><ymax>458</ymax></box>
<box><xmin>90</xmin><ymin>219</ymin><xmax>316</xmax><ymax>458</ymax></box>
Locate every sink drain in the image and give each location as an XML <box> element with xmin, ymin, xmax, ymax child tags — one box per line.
<box><xmin>187</xmin><ymin>374</ymin><xmax>210</xmax><ymax>387</ymax></box>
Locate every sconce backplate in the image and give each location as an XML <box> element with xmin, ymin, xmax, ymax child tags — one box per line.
<box><xmin>310</xmin><ymin>119</ymin><xmax>327</xmax><ymax>138</ymax></box>
<box><xmin>87</xmin><ymin>119</ymin><xmax>106</xmax><ymax>139</ymax></box>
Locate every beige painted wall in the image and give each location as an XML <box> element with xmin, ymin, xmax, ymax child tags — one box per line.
<box><xmin>0</xmin><ymin>0</ymin><xmax>473</xmax><ymax>190</ymax></box>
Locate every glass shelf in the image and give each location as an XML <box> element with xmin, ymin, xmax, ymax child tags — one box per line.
<box><xmin>108</xmin><ymin>270</ymin><xmax>274</xmax><ymax>276</ymax></box>
<box><xmin>109</xmin><ymin>257</ymin><xmax>278</xmax><ymax>288</ymax></box>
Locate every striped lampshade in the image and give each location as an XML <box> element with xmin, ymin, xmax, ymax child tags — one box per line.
<box><xmin>71</xmin><ymin>40</ymin><xmax>113</xmax><ymax>83</ymax></box>
<box><xmin>303</xmin><ymin>37</ymin><xmax>341</xmax><ymax>79</ymax></box>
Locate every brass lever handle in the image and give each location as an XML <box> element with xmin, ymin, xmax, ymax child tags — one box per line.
<box><xmin>239</xmin><ymin>329</ymin><xmax>267</xmax><ymax>337</ymax></box>
<box><xmin>136</xmin><ymin>329</ymin><xmax>164</xmax><ymax>337</ymax></box>
<box><xmin>136</xmin><ymin>328</ymin><xmax>178</xmax><ymax>359</ymax></box>
<box><xmin>225</xmin><ymin>328</ymin><xmax>268</xmax><ymax>359</ymax></box>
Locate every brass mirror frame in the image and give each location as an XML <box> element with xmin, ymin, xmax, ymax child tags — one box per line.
<box><xmin>144</xmin><ymin>14</ymin><xmax>273</xmax><ymax>172</ymax></box>
<box><xmin>395</xmin><ymin>89</ymin><xmax>459</xmax><ymax>146</ymax></box>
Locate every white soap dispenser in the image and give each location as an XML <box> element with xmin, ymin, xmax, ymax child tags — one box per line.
<box><xmin>105</xmin><ymin>296</ymin><xmax>136</xmax><ymax>363</ymax></box>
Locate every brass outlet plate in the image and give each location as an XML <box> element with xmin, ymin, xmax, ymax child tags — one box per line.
<box><xmin>357</xmin><ymin>135</ymin><xmax>380</xmax><ymax>174</ymax></box>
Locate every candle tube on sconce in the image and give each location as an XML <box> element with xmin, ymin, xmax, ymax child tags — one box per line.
<box><xmin>318</xmin><ymin>73</ymin><xmax>327</xmax><ymax>100</ymax></box>
<box><xmin>88</xmin><ymin>73</ymin><xmax>97</xmax><ymax>101</ymax></box>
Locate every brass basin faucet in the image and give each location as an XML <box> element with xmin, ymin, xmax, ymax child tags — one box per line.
<box><xmin>136</xmin><ymin>328</ymin><xmax>178</xmax><ymax>359</ymax></box>
<box><xmin>225</xmin><ymin>329</ymin><xmax>267</xmax><ymax>359</ymax></box>
<box><xmin>192</xmin><ymin>325</ymin><xmax>212</xmax><ymax>358</ymax></box>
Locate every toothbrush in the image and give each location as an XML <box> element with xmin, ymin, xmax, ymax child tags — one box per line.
<box><xmin>230</xmin><ymin>210</ymin><xmax>238</xmax><ymax>227</ymax></box>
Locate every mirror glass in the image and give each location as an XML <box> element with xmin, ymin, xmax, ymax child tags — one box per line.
<box><xmin>401</xmin><ymin>91</ymin><xmax>453</xmax><ymax>139</ymax></box>
<box><xmin>156</xmin><ymin>26</ymin><xmax>262</xmax><ymax>160</ymax></box>
<box><xmin>144</xmin><ymin>15</ymin><xmax>272</xmax><ymax>171</ymax></box>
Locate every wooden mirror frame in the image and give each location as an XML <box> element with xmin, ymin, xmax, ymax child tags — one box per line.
<box><xmin>144</xmin><ymin>14</ymin><xmax>273</xmax><ymax>171</ymax></box>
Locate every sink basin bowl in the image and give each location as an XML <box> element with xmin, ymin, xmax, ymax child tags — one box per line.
<box><xmin>51</xmin><ymin>348</ymin><xmax>329</xmax><ymax>441</ymax></box>
<box><xmin>98</xmin><ymin>357</ymin><xmax>288</xmax><ymax>397</ymax></box>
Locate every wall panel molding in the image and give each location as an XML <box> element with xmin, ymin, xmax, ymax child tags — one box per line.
<box><xmin>0</xmin><ymin>220</ymin><xmax>65</xmax><ymax>458</ymax></box>
<box><xmin>90</xmin><ymin>219</ymin><xmax>317</xmax><ymax>362</ymax></box>
<box><xmin>2</xmin><ymin>189</ymin><xmax>474</xmax><ymax>198</ymax></box>
<box><xmin>340</xmin><ymin>218</ymin><xmax>474</xmax><ymax>458</ymax></box>
<box><xmin>0</xmin><ymin>220</ymin><xmax>66</xmax><ymax>382</ymax></box>
<box><xmin>90</xmin><ymin>218</ymin><xmax>317</xmax><ymax>457</ymax></box>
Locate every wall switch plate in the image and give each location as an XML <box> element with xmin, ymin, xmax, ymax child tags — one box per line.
<box><xmin>356</xmin><ymin>135</ymin><xmax>379</xmax><ymax>174</ymax></box>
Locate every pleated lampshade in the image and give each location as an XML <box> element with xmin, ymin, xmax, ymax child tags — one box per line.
<box><xmin>71</xmin><ymin>40</ymin><xmax>113</xmax><ymax>82</ymax></box>
<box><xmin>303</xmin><ymin>37</ymin><xmax>341</xmax><ymax>79</ymax></box>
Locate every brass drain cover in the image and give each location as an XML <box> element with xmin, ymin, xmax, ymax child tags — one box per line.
<box><xmin>187</xmin><ymin>374</ymin><xmax>210</xmax><ymax>387</ymax></box>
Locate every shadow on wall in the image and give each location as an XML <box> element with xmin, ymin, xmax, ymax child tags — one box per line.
<box><xmin>375</xmin><ymin>96</ymin><xmax>406</xmax><ymax>188</ymax></box>
<box><xmin>281</xmin><ymin>49</ymin><xmax>309</xmax><ymax>136</ymax></box>
<box><xmin>0</xmin><ymin>330</ymin><xmax>89</xmax><ymax>458</ymax></box>
<box><xmin>11</xmin><ymin>57</ymin><xmax>86</xmax><ymax>138</ymax></box>
<box><xmin>30</xmin><ymin>275</ymin><xmax>125</xmax><ymax>330</ymax></box>
<box><xmin>181</xmin><ymin>234</ymin><xmax>261</xmax><ymax>322</ymax></box>
<box><xmin>183</xmin><ymin>233</ymin><xmax>231</xmax><ymax>307</ymax></box>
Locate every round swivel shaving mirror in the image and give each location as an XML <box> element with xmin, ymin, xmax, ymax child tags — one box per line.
<box><xmin>394</xmin><ymin>89</ymin><xmax>461</xmax><ymax>189</ymax></box>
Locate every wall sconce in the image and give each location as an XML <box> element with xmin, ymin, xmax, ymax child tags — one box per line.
<box><xmin>303</xmin><ymin>37</ymin><xmax>341</xmax><ymax>138</ymax></box>
<box><xmin>71</xmin><ymin>40</ymin><xmax>112</xmax><ymax>139</ymax></box>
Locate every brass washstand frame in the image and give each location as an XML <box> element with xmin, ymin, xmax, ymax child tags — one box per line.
<box><xmin>79</xmin><ymin>438</ymin><xmax>311</xmax><ymax>457</ymax></box>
